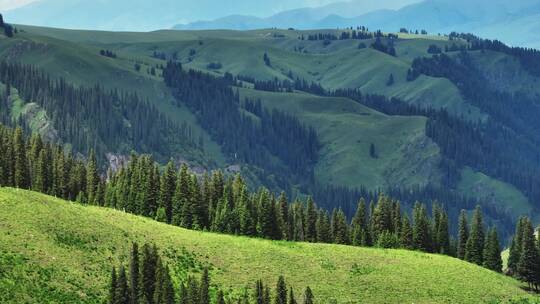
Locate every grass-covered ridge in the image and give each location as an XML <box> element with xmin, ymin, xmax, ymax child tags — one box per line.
<box><xmin>0</xmin><ymin>188</ymin><xmax>533</xmax><ymax>303</ymax></box>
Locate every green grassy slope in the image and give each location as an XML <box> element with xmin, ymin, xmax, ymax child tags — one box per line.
<box><xmin>239</xmin><ymin>88</ymin><xmax>441</xmax><ymax>190</ymax></box>
<box><xmin>0</xmin><ymin>188</ymin><xmax>533</xmax><ymax>304</ymax></box>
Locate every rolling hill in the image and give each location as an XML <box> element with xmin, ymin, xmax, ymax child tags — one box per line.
<box><xmin>0</xmin><ymin>187</ymin><xmax>534</xmax><ymax>303</ymax></box>
<box><xmin>1</xmin><ymin>23</ymin><xmax>540</xmax><ymax>236</ymax></box>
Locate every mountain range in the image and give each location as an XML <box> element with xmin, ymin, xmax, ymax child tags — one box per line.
<box><xmin>175</xmin><ymin>0</ymin><xmax>540</xmax><ymax>49</ymax></box>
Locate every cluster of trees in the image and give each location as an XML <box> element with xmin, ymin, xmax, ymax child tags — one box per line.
<box><xmin>236</xmin><ymin>74</ymin><xmax>324</xmax><ymax>96</ymax></box>
<box><xmin>100</xmin><ymin>49</ymin><xmax>117</xmax><ymax>58</ymax></box>
<box><xmin>399</xmin><ymin>28</ymin><xmax>428</xmax><ymax>35</ymax></box>
<box><xmin>0</xmin><ymin>125</ymin><xmax>90</xmax><ymax>200</ymax></box>
<box><xmin>406</xmin><ymin>51</ymin><xmax>540</xmax><ymax>208</ymax></box>
<box><xmin>0</xmin><ymin>122</ymin><xmax>505</xmax><ymax>275</ymax></box>
<box><xmin>109</xmin><ymin>243</ymin><xmax>314</xmax><ymax>304</ymax></box>
<box><xmin>0</xmin><ymin>14</ymin><xmax>14</xmax><ymax>38</ymax></box>
<box><xmin>162</xmin><ymin>62</ymin><xmax>319</xmax><ymax>185</ymax></box>
<box><xmin>507</xmin><ymin>217</ymin><xmax>540</xmax><ymax>290</ymax></box>
<box><xmin>0</xmin><ymin>62</ymin><xmax>202</xmax><ymax>163</ymax></box>
<box><xmin>448</xmin><ymin>32</ymin><xmax>540</xmax><ymax>77</ymax></box>
<box><xmin>370</xmin><ymin>37</ymin><xmax>397</xmax><ymax>57</ymax></box>
<box><xmin>304</xmin><ymin>29</ymin><xmax>376</xmax><ymax>42</ymax></box>
<box><xmin>427</xmin><ymin>44</ymin><xmax>442</xmax><ymax>54</ymax></box>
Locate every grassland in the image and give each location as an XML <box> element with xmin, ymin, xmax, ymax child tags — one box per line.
<box><xmin>239</xmin><ymin>88</ymin><xmax>440</xmax><ymax>190</ymax></box>
<box><xmin>0</xmin><ymin>188</ymin><xmax>534</xmax><ymax>304</ymax></box>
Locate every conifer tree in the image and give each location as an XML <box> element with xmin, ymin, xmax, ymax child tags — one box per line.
<box><xmin>400</xmin><ymin>215</ymin><xmax>413</xmax><ymax>249</ymax></box>
<box><xmin>276</xmin><ymin>276</ymin><xmax>287</xmax><ymax>304</ymax></box>
<box><xmin>517</xmin><ymin>218</ymin><xmax>540</xmax><ymax>289</ymax></box>
<box><xmin>303</xmin><ymin>287</ymin><xmax>314</xmax><ymax>304</ymax></box>
<box><xmin>412</xmin><ymin>202</ymin><xmax>431</xmax><ymax>252</ymax></box>
<box><xmin>86</xmin><ymin>150</ymin><xmax>99</xmax><ymax>205</ymax></box>
<box><xmin>13</xmin><ymin>127</ymin><xmax>29</xmax><ymax>189</ymax></box>
<box><xmin>351</xmin><ymin>198</ymin><xmax>367</xmax><ymax>246</ymax></box>
<box><xmin>305</xmin><ymin>197</ymin><xmax>318</xmax><ymax>242</ymax></box>
<box><xmin>457</xmin><ymin>210</ymin><xmax>469</xmax><ymax>260</ymax></box>
<box><xmin>508</xmin><ymin>217</ymin><xmax>526</xmax><ymax>273</ymax></box>
<box><xmin>200</xmin><ymin>268</ymin><xmax>210</xmax><ymax>304</ymax></box>
<box><xmin>315</xmin><ymin>210</ymin><xmax>332</xmax><ymax>243</ymax></box>
<box><xmin>437</xmin><ymin>211</ymin><xmax>450</xmax><ymax>255</ymax></box>
<box><xmin>256</xmin><ymin>280</ymin><xmax>264</xmax><ymax>304</ymax></box>
<box><xmin>110</xmin><ymin>267</ymin><xmax>118</xmax><ymax>304</ymax></box>
<box><xmin>483</xmin><ymin>227</ymin><xmax>502</xmax><ymax>273</ymax></box>
<box><xmin>160</xmin><ymin>161</ymin><xmax>177</xmax><ymax>223</ymax></box>
<box><xmin>331</xmin><ymin>209</ymin><xmax>349</xmax><ymax>244</ymax></box>
<box><xmin>465</xmin><ymin>206</ymin><xmax>485</xmax><ymax>265</ymax></box>
<box><xmin>129</xmin><ymin>243</ymin><xmax>140</xmax><ymax>304</ymax></box>
<box><xmin>116</xmin><ymin>266</ymin><xmax>130</xmax><ymax>304</ymax></box>
<box><xmin>288</xmin><ymin>288</ymin><xmax>297</xmax><ymax>304</ymax></box>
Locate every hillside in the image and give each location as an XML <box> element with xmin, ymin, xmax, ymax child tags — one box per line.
<box><xmin>2</xmin><ymin>24</ymin><xmax>540</xmax><ymax>236</ymax></box>
<box><xmin>0</xmin><ymin>187</ymin><xmax>533</xmax><ymax>303</ymax></box>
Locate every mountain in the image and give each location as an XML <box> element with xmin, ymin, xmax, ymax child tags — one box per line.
<box><xmin>175</xmin><ymin>0</ymin><xmax>422</xmax><ymax>30</ymax></box>
<box><xmin>175</xmin><ymin>0</ymin><xmax>540</xmax><ymax>49</ymax></box>
<box><xmin>0</xmin><ymin>187</ymin><xmax>532</xmax><ymax>303</ymax></box>
<box><xmin>3</xmin><ymin>0</ymin><xmax>338</xmax><ymax>31</ymax></box>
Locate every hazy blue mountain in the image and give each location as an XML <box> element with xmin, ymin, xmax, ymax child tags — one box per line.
<box><xmin>176</xmin><ymin>0</ymin><xmax>540</xmax><ymax>49</ymax></box>
<box><xmin>4</xmin><ymin>0</ymin><xmax>339</xmax><ymax>31</ymax></box>
<box><xmin>175</xmin><ymin>0</ymin><xmax>421</xmax><ymax>30</ymax></box>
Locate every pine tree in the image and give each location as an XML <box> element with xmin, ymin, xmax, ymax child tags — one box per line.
<box><xmin>457</xmin><ymin>210</ymin><xmax>469</xmax><ymax>260</ymax></box>
<box><xmin>160</xmin><ymin>161</ymin><xmax>177</xmax><ymax>223</ymax></box>
<box><xmin>400</xmin><ymin>215</ymin><xmax>413</xmax><ymax>249</ymax></box>
<box><xmin>276</xmin><ymin>276</ymin><xmax>287</xmax><ymax>304</ymax></box>
<box><xmin>303</xmin><ymin>287</ymin><xmax>314</xmax><ymax>304</ymax></box>
<box><xmin>129</xmin><ymin>243</ymin><xmax>140</xmax><ymax>304</ymax></box>
<box><xmin>465</xmin><ymin>206</ymin><xmax>485</xmax><ymax>265</ymax></box>
<box><xmin>412</xmin><ymin>202</ymin><xmax>431</xmax><ymax>252</ymax></box>
<box><xmin>305</xmin><ymin>197</ymin><xmax>317</xmax><ymax>242</ymax></box>
<box><xmin>508</xmin><ymin>217</ymin><xmax>526</xmax><ymax>273</ymax></box>
<box><xmin>351</xmin><ymin>198</ymin><xmax>367</xmax><ymax>246</ymax></box>
<box><xmin>116</xmin><ymin>266</ymin><xmax>130</xmax><ymax>304</ymax></box>
<box><xmin>255</xmin><ymin>280</ymin><xmax>264</xmax><ymax>304</ymax></box>
<box><xmin>437</xmin><ymin>210</ymin><xmax>450</xmax><ymax>255</ymax></box>
<box><xmin>483</xmin><ymin>227</ymin><xmax>502</xmax><ymax>273</ymax></box>
<box><xmin>13</xmin><ymin>127</ymin><xmax>29</xmax><ymax>189</ymax></box>
<box><xmin>288</xmin><ymin>288</ymin><xmax>297</xmax><ymax>304</ymax></box>
<box><xmin>86</xmin><ymin>150</ymin><xmax>99</xmax><ymax>205</ymax></box>
<box><xmin>315</xmin><ymin>210</ymin><xmax>331</xmax><ymax>243</ymax></box>
<box><xmin>200</xmin><ymin>268</ymin><xmax>210</xmax><ymax>304</ymax></box>
<box><xmin>331</xmin><ymin>209</ymin><xmax>349</xmax><ymax>244</ymax></box>
<box><xmin>110</xmin><ymin>267</ymin><xmax>118</xmax><ymax>304</ymax></box>
<box><xmin>517</xmin><ymin>218</ymin><xmax>540</xmax><ymax>289</ymax></box>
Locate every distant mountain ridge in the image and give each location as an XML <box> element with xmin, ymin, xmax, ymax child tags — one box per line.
<box><xmin>175</xmin><ymin>0</ymin><xmax>540</xmax><ymax>49</ymax></box>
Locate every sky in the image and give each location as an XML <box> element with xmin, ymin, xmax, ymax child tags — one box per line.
<box><xmin>0</xmin><ymin>0</ymin><xmax>342</xmax><ymax>12</ymax></box>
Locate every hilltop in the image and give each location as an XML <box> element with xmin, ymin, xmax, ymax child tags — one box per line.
<box><xmin>0</xmin><ymin>188</ymin><xmax>533</xmax><ymax>303</ymax></box>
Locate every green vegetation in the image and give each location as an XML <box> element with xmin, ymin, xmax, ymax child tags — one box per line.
<box><xmin>0</xmin><ymin>188</ymin><xmax>534</xmax><ymax>304</ymax></box>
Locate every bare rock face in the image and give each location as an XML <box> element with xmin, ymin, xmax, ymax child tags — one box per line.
<box><xmin>106</xmin><ymin>153</ymin><xmax>129</xmax><ymax>173</ymax></box>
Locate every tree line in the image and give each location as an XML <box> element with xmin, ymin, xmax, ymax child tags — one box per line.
<box><xmin>109</xmin><ymin>243</ymin><xmax>314</xmax><ymax>304</ymax></box>
<box><xmin>0</xmin><ymin>124</ymin><xmax>503</xmax><ymax>274</ymax></box>
<box><xmin>507</xmin><ymin>217</ymin><xmax>540</xmax><ymax>291</ymax></box>
<box><xmin>0</xmin><ymin>62</ymin><xmax>202</xmax><ymax>164</ymax></box>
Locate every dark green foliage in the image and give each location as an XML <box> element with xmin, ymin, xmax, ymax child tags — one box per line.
<box><xmin>129</xmin><ymin>243</ymin><xmax>139</xmax><ymax>304</ymax></box>
<box><xmin>400</xmin><ymin>215</ymin><xmax>413</xmax><ymax>249</ymax></box>
<box><xmin>412</xmin><ymin>203</ymin><xmax>431</xmax><ymax>252</ymax></box>
<box><xmin>200</xmin><ymin>268</ymin><xmax>210</xmax><ymax>304</ymax></box>
<box><xmin>303</xmin><ymin>287</ymin><xmax>313</xmax><ymax>304</ymax></box>
<box><xmin>457</xmin><ymin>210</ymin><xmax>469</xmax><ymax>260</ymax></box>
<box><xmin>465</xmin><ymin>206</ymin><xmax>485</xmax><ymax>266</ymax></box>
<box><xmin>288</xmin><ymin>288</ymin><xmax>297</xmax><ymax>304</ymax></box>
<box><xmin>331</xmin><ymin>209</ymin><xmax>349</xmax><ymax>245</ymax></box>
<box><xmin>275</xmin><ymin>276</ymin><xmax>287</xmax><ymax>304</ymax></box>
<box><xmin>483</xmin><ymin>228</ymin><xmax>502</xmax><ymax>273</ymax></box>
<box><xmin>508</xmin><ymin>217</ymin><xmax>526</xmax><ymax>273</ymax></box>
<box><xmin>517</xmin><ymin>219</ymin><xmax>540</xmax><ymax>289</ymax></box>
<box><xmin>115</xmin><ymin>266</ymin><xmax>130</xmax><ymax>304</ymax></box>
